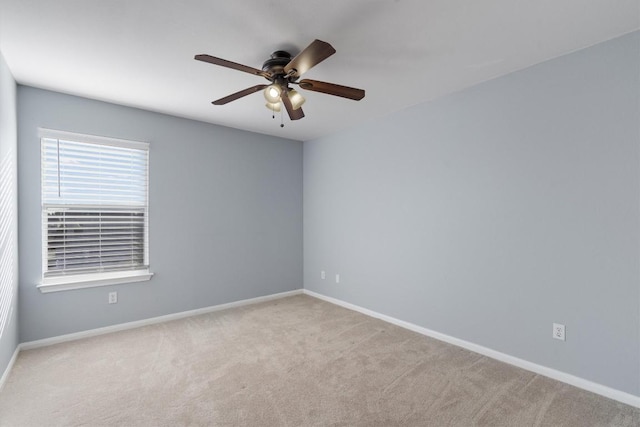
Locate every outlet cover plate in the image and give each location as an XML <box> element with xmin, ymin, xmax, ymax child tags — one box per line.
<box><xmin>553</xmin><ymin>323</ymin><xmax>565</xmax><ymax>341</ymax></box>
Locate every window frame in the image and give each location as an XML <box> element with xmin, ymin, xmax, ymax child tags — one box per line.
<box><xmin>37</xmin><ymin>128</ymin><xmax>153</xmax><ymax>293</ymax></box>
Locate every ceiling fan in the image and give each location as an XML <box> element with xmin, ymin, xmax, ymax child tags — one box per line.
<box><xmin>195</xmin><ymin>39</ymin><xmax>365</xmax><ymax>123</ymax></box>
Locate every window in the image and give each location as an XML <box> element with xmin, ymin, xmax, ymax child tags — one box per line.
<box><xmin>38</xmin><ymin>129</ymin><xmax>152</xmax><ymax>293</ymax></box>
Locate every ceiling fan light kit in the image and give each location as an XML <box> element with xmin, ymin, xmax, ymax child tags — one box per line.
<box><xmin>195</xmin><ymin>39</ymin><xmax>365</xmax><ymax>125</ymax></box>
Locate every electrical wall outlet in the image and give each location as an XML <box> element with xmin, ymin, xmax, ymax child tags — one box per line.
<box><xmin>108</xmin><ymin>291</ymin><xmax>118</xmax><ymax>304</ymax></box>
<box><xmin>553</xmin><ymin>323</ymin><xmax>565</xmax><ymax>341</ymax></box>
<box><xmin>335</xmin><ymin>274</ymin><xmax>340</xmax><ymax>284</ymax></box>
<box><xmin>321</xmin><ymin>271</ymin><xmax>326</xmax><ymax>280</ymax></box>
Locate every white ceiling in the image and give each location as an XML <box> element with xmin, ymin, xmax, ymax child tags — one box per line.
<box><xmin>0</xmin><ymin>1</ymin><xmax>638</xmax><ymax>142</ymax></box>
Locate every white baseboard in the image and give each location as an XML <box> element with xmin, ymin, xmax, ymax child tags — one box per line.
<box><xmin>303</xmin><ymin>289</ymin><xmax>640</xmax><ymax>409</ymax></box>
<box><xmin>0</xmin><ymin>345</ymin><xmax>20</xmax><ymax>392</ymax></box>
<box><xmin>20</xmin><ymin>289</ymin><xmax>303</xmax><ymax>351</ymax></box>
<box><xmin>8</xmin><ymin>288</ymin><xmax>640</xmax><ymax>409</ymax></box>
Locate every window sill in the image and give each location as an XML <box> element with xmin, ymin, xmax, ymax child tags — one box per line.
<box><xmin>38</xmin><ymin>270</ymin><xmax>154</xmax><ymax>293</ymax></box>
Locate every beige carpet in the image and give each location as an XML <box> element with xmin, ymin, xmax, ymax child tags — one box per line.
<box><xmin>0</xmin><ymin>295</ymin><xmax>638</xmax><ymax>426</ymax></box>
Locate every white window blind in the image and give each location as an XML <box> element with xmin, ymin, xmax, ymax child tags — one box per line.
<box><xmin>41</xmin><ymin>130</ymin><xmax>149</xmax><ymax>279</ymax></box>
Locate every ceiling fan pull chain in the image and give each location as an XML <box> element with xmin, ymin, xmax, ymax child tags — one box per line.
<box><xmin>280</xmin><ymin>108</ymin><xmax>284</xmax><ymax>128</ymax></box>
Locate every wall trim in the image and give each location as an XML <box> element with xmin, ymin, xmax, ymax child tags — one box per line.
<box><xmin>20</xmin><ymin>289</ymin><xmax>303</xmax><ymax>351</ymax></box>
<box><xmin>303</xmin><ymin>289</ymin><xmax>640</xmax><ymax>409</ymax></box>
<box><xmin>7</xmin><ymin>288</ymin><xmax>639</xmax><ymax>408</ymax></box>
<box><xmin>0</xmin><ymin>345</ymin><xmax>21</xmax><ymax>392</ymax></box>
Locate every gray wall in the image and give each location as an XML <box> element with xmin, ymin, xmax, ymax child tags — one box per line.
<box><xmin>0</xmin><ymin>51</ymin><xmax>19</xmax><ymax>378</ymax></box>
<box><xmin>18</xmin><ymin>87</ymin><xmax>303</xmax><ymax>342</ymax></box>
<box><xmin>304</xmin><ymin>32</ymin><xmax>640</xmax><ymax>396</ymax></box>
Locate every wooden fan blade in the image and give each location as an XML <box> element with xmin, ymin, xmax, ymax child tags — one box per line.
<box><xmin>212</xmin><ymin>85</ymin><xmax>268</xmax><ymax>105</ymax></box>
<box><xmin>195</xmin><ymin>54</ymin><xmax>268</xmax><ymax>77</ymax></box>
<box><xmin>281</xmin><ymin>90</ymin><xmax>305</xmax><ymax>120</ymax></box>
<box><xmin>298</xmin><ymin>79</ymin><xmax>365</xmax><ymax>100</ymax></box>
<box><xmin>284</xmin><ymin>39</ymin><xmax>336</xmax><ymax>77</ymax></box>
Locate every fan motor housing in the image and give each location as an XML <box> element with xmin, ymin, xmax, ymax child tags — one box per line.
<box><xmin>262</xmin><ymin>50</ymin><xmax>292</xmax><ymax>77</ymax></box>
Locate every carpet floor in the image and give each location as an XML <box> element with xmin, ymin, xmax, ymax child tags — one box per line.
<box><xmin>0</xmin><ymin>294</ymin><xmax>638</xmax><ymax>426</ymax></box>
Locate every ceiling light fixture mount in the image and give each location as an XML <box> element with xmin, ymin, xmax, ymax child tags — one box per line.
<box><xmin>195</xmin><ymin>39</ymin><xmax>365</xmax><ymax>125</ymax></box>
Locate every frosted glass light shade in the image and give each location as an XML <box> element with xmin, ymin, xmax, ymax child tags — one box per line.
<box><xmin>288</xmin><ymin>89</ymin><xmax>306</xmax><ymax>110</ymax></box>
<box><xmin>265</xmin><ymin>102</ymin><xmax>282</xmax><ymax>112</ymax></box>
<box><xmin>264</xmin><ymin>84</ymin><xmax>282</xmax><ymax>103</ymax></box>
